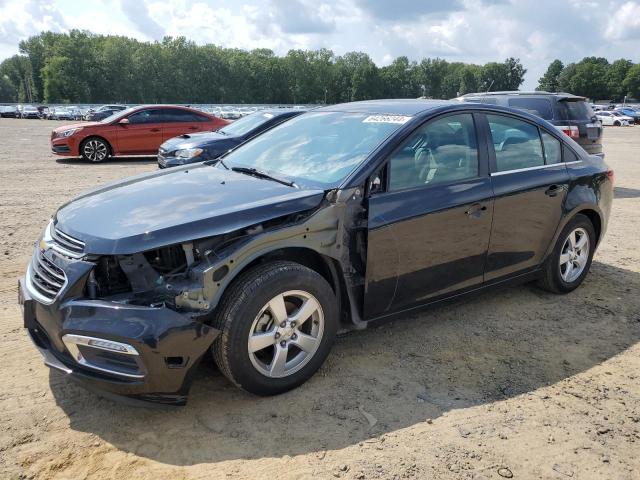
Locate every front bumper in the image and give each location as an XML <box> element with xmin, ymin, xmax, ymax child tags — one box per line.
<box><xmin>51</xmin><ymin>136</ymin><xmax>80</xmax><ymax>156</ymax></box>
<box><xmin>19</xmin><ymin>274</ymin><xmax>220</xmax><ymax>405</ymax></box>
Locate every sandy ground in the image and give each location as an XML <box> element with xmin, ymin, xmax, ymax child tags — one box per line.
<box><xmin>0</xmin><ymin>118</ymin><xmax>639</xmax><ymax>480</ymax></box>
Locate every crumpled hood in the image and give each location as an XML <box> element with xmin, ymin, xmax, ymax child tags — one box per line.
<box><xmin>160</xmin><ymin>131</ymin><xmax>231</xmax><ymax>152</ymax></box>
<box><xmin>54</xmin><ymin>164</ymin><xmax>325</xmax><ymax>255</ymax></box>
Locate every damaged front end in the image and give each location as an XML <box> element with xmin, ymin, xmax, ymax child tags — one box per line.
<box><xmin>20</xmin><ymin>186</ymin><xmax>367</xmax><ymax>404</ymax></box>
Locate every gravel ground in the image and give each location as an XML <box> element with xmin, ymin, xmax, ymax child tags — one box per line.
<box><xmin>0</xmin><ymin>118</ymin><xmax>639</xmax><ymax>480</ymax></box>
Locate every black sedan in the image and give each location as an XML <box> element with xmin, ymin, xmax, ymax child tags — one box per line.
<box><xmin>19</xmin><ymin>100</ymin><xmax>612</xmax><ymax>405</ymax></box>
<box><xmin>157</xmin><ymin>108</ymin><xmax>305</xmax><ymax>168</ymax></box>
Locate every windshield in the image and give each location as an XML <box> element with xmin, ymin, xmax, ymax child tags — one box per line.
<box><xmin>219</xmin><ymin>112</ymin><xmax>276</xmax><ymax>136</ymax></box>
<box><xmin>220</xmin><ymin>111</ymin><xmax>409</xmax><ymax>187</ymax></box>
<box><xmin>100</xmin><ymin>107</ymin><xmax>135</xmax><ymax>124</ymax></box>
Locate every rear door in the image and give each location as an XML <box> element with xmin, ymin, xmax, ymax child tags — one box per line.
<box><xmin>161</xmin><ymin>108</ymin><xmax>211</xmax><ymax>142</ymax></box>
<box><xmin>364</xmin><ymin>112</ymin><xmax>493</xmax><ymax>318</ymax></box>
<box><xmin>115</xmin><ymin>108</ymin><xmax>164</xmax><ymax>154</ymax></box>
<box><xmin>483</xmin><ymin>113</ymin><xmax>570</xmax><ymax>281</ymax></box>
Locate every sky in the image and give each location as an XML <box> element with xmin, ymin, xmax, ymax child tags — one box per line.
<box><xmin>1</xmin><ymin>0</ymin><xmax>639</xmax><ymax>90</ymax></box>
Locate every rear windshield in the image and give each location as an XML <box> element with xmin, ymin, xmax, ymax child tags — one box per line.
<box><xmin>557</xmin><ymin>100</ymin><xmax>594</xmax><ymax>121</ymax></box>
<box><xmin>508</xmin><ymin>97</ymin><xmax>554</xmax><ymax>120</ymax></box>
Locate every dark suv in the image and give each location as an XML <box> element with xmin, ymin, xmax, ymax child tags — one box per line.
<box><xmin>19</xmin><ymin>100</ymin><xmax>613</xmax><ymax>405</ymax></box>
<box><xmin>457</xmin><ymin>91</ymin><xmax>603</xmax><ymax>157</ymax></box>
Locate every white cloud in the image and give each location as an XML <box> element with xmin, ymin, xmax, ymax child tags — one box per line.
<box><xmin>605</xmin><ymin>1</ymin><xmax>640</xmax><ymax>40</ymax></box>
<box><xmin>0</xmin><ymin>0</ymin><xmax>639</xmax><ymax>90</ymax></box>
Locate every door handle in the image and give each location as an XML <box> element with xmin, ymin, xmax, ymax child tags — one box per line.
<box><xmin>465</xmin><ymin>203</ymin><xmax>488</xmax><ymax>217</ymax></box>
<box><xmin>545</xmin><ymin>184</ymin><xmax>565</xmax><ymax>197</ymax></box>
<box><xmin>188</xmin><ymin>126</ymin><xmax>198</xmax><ymax>130</ymax></box>
<box><xmin>150</xmin><ymin>128</ymin><xmax>161</xmax><ymax>133</ymax></box>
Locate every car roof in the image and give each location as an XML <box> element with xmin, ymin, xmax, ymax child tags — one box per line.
<box><xmin>316</xmin><ymin>99</ymin><xmax>455</xmax><ymax>116</ymax></box>
<box><xmin>459</xmin><ymin>90</ymin><xmax>586</xmax><ymax>100</ymax></box>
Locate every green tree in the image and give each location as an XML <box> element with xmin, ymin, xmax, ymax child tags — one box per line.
<box><xmin>537</xmin><ymin>59</ymin><xmax>564</xmax><ymax>92</ymax></box>
<box><xmin>623</xmin><ymin>64</ymin><xmax>640</xmax><ymax>100</ymax></box>
<box><xmin>608</xmin><ymin>59</ymin><xmax>633</xmax><ymax>101</ymax></box>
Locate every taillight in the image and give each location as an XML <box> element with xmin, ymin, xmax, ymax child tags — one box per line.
<box><xmin>557</xmin><ymin>125</ymin><xmax>580</xmax><ymax>139</ymax></box>
<box><xmin>607</xmin><ymin>169</ymin><xmax>614</xmax><ymax>185</ymax></box>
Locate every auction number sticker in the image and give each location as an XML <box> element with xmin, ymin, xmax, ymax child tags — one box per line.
<box><xmin>363</xmin><ymin>115</ymin><xmax>412</xmax><ymax>124</ymax></box>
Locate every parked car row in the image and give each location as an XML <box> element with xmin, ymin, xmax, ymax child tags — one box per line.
<box><xmin>1</xmin><ymin>104</ymin><xmax>86</xmax><ymax>120</ymax></box>
<box><xmin>26</xmin><ymin>97</ymin><xmax>614</xmax><ymax>405</ymax></box>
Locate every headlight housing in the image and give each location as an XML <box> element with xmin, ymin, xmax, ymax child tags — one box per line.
<box><xmin>58</xmin><ymin>128</ymin><xmax>82</xmax><ymax>138</ymax></box>
<box><xmin>175</xmin><ymin>148</ymin><xmax>204</xmax><ymax>159</ymax></box>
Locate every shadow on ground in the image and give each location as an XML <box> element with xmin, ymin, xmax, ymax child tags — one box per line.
<box><xmin>55</xmin><ymin>156</ymin><xmax>157</xmax><ymax>166</ymax></box>
<box><xmin>614</xmin><ymin>186</ymin><xmax>640</xmax><ymax>199</ymax></box>
<box><xmin>50</xmin><ymin>261</ymin><xmax>640</xmax><ymax>465</ymax></box>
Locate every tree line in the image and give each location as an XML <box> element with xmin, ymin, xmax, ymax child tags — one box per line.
<box><xmin>538</xmin><ymin>57</ymin><xmax>640</xmax><ymax>101</ymax></box>
<box><xmin>0</xmin><ymin>30</ymin><xmax>527</xmax><ymax>104</ymax></box>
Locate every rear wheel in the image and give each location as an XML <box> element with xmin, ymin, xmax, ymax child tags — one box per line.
<box><xmin>81</xmin><ymin>137</ymin><xmax>110</xmax><ymax>162</ymax></box>
<box><xmin>614</xmin><ymin>121</ymin><xmax>621</xmax><ymax>126</ymax></box>
<box><xmin>538</xmin><ymin>214</ymin><xmax>595</xmax><ymax>294</ymax></box>
<box><xmin>211</xmin><ymin>261</ymin><xmax>338</xmax><ymax>395</ymax></box>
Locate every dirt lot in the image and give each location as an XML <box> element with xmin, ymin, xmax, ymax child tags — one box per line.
<box><xmin>0</xmin><ymin>118</ymin><xmax>639</xmax><ymax>480</ymax></box>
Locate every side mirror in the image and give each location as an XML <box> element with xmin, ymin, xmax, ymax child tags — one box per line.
<box><xmin>118</xmin><ymin>118</ymin><xmax>130</xmax><ymax>125</ymax></box>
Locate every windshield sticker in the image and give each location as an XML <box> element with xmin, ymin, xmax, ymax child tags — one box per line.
<box><xmin>262</xmin><ymin>113</ymin><xmax>274</xmax><ymax>119</ymax></box>
<box><xmin>363</xmin><ymin>115</ymin><xmax>412</xmax><ymax>124</ymax></box>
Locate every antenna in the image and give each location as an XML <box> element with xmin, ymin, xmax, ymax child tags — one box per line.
<box><xmin>481</xmin><ymin>80</ymin><xmax>495</xmax><ymax>104</ymax></box>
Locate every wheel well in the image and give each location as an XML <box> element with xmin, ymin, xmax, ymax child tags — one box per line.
<box><xmin>577</xmin><ymin>209</ymin><xmax>602</xmax><ymax>243</ymax></box>
<box><xmin>80</xmin><ymin>136</ymin><xmax>112</xmax><ymax>155</ymax></box>
<box><xmin>239</xmin><ymin>248</ymin><xmax>352</xmax><ymax>324</ymax></box>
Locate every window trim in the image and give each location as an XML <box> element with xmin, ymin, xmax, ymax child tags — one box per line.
<box><xmin>372</xmin><ymin>111</ymin><xmax>486</xmax><ymax>196</ymax></box>
<box><xmin>482</xmin><ymin>112</ymin><xmax>562</xmax><ymax>175</ymax></box>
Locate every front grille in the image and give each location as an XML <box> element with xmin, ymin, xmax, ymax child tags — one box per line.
<box><xmin>30</xmin><ymin>250</ymin><xmax>67</xmax><ymax>302</ymax></box>
<box><xmin>51</xmin><ymin>227</ymin><xmax>85</xmax><ymax>257</ymax></box>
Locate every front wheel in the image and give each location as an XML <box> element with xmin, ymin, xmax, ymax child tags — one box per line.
<box><xmin>212</xmin><ymin>261</ymin><xmax>339</xmax><ymax>395</ymax></box>
<box><xmin>538</xmin><ymin>214</ymin><xmax>596</xmax><ymax>294</ymax></box>
<box><xmin>81</xmin><ymin>137</ymin><xmax>110</xmax><ymax>162</ymax></box>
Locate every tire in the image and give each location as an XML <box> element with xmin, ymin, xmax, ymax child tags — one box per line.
<box><xmin>537</xmin><ymin>214</ymin><xmax>596</xmax><ymax>294</ymax></box>
<box><xmin>80</xmin><ymin>137</ymin><xmax>110</xmax><ymax>162</ymax></box>
<box><xmin>614</xmin><ymin>121</ymin><xmax>620</xmax><ymax>126</ymax></box>
<box><xmin>211</xmin><ymin>261</ymin><xmax>339</xmax><ymax>395</ymax></box>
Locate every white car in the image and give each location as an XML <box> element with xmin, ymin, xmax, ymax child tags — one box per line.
<box><xmin>595</xmin><ymin>111</ymin><xmax>629</xmax><ymax>126</ymax></box>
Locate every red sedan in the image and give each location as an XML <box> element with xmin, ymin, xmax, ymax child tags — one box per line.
<box><xmin>51</xmin><ymin>105</ymin><xmax>229</xmax><ymax>162</ymax></box>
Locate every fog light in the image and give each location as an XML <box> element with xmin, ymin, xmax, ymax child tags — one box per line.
<box><xmin>88</xmin><ymin>338</ymin><xmax>129</xmax><ymax>352</ymax></box>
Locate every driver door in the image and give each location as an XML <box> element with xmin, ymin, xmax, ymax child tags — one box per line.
<box><xmin>115</xmin><ymin>108</ymin><xmax>164</xmax><ymax>155</ymax></box>
<box><xmin>364</xmin><ymin>113</ymin><xmax>494</xmax><ymax>319</ymax></box>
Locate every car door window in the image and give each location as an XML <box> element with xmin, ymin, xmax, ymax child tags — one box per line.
<box><xmin>541</xmin><ymin>131</ymin><xmax>562</xmax><ymax>164</ymax></box>
<box><xmin>128</xmin><ymin>109</ymin><xmax>162</xmax><ymax>124</ymax></box>
<box><xmin>388</xmin><ymin>113</ymin><xmax>479</xmax><ymax>191</ymax></box>
<box><xmin>487</xmin><ymin>114</ymin><xmax>544</xmax><ymax>172</ymax></box>
<box><xmin>162</xmin><ymin>109</ymin><xmax>208</xmax><ymax>122</ymax></box>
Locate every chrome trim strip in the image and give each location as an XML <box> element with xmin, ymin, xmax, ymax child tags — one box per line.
<box><xmin>51</xmin><ymin>227</ymin><xmax>85</xmax><ymax>259</ymax></box>
<box><xmin>35</xmin><ymin>254</ymin><xmax>65</xmax><ymax>283</ymax></box>
<box><xmin>50</xmin><ymin>243</ymin><xmax>85</xmax><ymax>259</ymax></box>
<box><xmin>26</xmin><ymin>262</ymin><xmax>67</xmax><ymax>305</ymax></box>
<box><xmin>490</xmin><ymin>161</ymin><xmax>582</xmax><ymax>176</ymax></box>
<box><xmin>54</xmin><ymin>228</ymin><xmax>85</xmax><ymax>248</ymax></box>
<box><xmin>62</xmin><ymin>334</ymin><xmax>145</xmax><ymax>379</ymax></box>
<box><xmin>62</xmin><ymin>334</ymin><xmax>139</xmax><ymax>355</ymax></box>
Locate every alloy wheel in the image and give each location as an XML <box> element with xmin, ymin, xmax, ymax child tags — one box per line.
<box><xmin>83</xmin><ymin>140</ymin><xmax>108</xmax><ymax>162</ymax></box>
<box><xmin>248</xmin><ymin>290</ymin><xmax>324</xmax><ymax>378</ymax></box>
<box><xmin>559</xmin><ymin>227</ymin><xmax>590</xmax><ymax>283</ymax></box>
